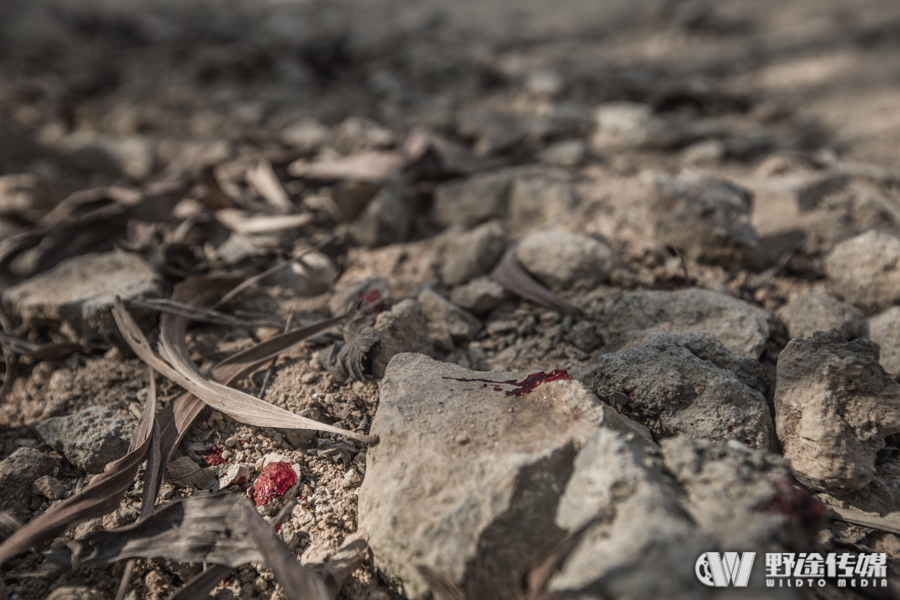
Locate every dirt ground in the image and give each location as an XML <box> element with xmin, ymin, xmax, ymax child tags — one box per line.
<box><xmin>2</xmin><ymin>0</ymin><xmax>900</xmax><ymax>599</ymax></box>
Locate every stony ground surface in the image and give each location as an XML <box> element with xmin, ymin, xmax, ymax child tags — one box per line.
<box><xmin>2</xmin><ymin>0</ymin><xmax>900</xmax><ymax>599</ymax></box>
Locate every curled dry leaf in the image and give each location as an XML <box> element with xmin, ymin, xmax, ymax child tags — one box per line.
<box><xmin>0</xmin><ymin>369</ymin><xmax>158</xmax><ymax>567</ymax></box>
<box><xmin>164</xmin><ymin>456</ymin><xmax>219</xmax><ymax>491</ymax></box>
<box><xmin>490</xmin><ymin>247</ymin><xmax>584</xmax><ymax>317</ymax></box>
<box><xmin>318</xmin><ymin>294</ymin><xmax>383</xmax><ymax>383</ymax></box>
<box><xmin>246</xmin><ymin>158</ymin><xmax>292</xmax><ymax>213</ymax></box>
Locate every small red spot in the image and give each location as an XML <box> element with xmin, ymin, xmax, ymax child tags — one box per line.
<box><xmin>253</xmin><ymin>462</ymin><xmax>298</xmax><ymax>507</ymax></box>
<box><xmin>756</xmin><ymin>479</ymin><xmax>826</xmax><ymax>529</ymax></box>
<box><xmin>744</xmin><ymin>439</ymin><xmax>752</xmax><ymax>446</ymax></box>
<box><xmin>690</xmin><ymin>423</ymin><xmax>695</xmax><ymax>426</ymax></box>
<box><xmin>442</xmin><ymin>370</ymin><xmax>572</xmax><ymax>397</ymax></box>
<box><xmin>358</xmin><ymin>290</ymin><xmax>386</xmax><ymax>315</ymax></box>
<box><xmin>727</xmin><ymin>426</ymin><xmax>734</xmax><ymax>433</ymax></box>
<box><xmin>275</xmin><ymin>523</ymin><xmax>283</xmax><ymax>533</ymax></box>
<box><xmin>196</xmin><ymin>445</ymin><xmax>226</xmax><ymax>466</ymax></box>
<box><xmin>493</xmin><ymin>386</ymin><xmax>503</xmax><ymax>391</ymax></box>
<box><xmin>239</xmin><ymin>439</ymin><xmax>246</xmax><ymax>448</ymax></box>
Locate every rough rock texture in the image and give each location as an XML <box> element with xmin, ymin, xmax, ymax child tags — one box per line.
<box><xmin>35</xmin><ymin>406</ymin><xmax>136</xmax><ymax>473</ymax></box>
<box><xmin>861</xmin><ymin>306</ymin><xmax>900</xmax><ymax>379</ymax></box>
<box><xmin>777</xmin><ymin>292</ymin><xmax>862</xmax><ymax>340</ymax></box>
<box><xmin>350</xmin><ymin>179</ymin><xmax>414</xmax><ymax>247</ymax></box>
<box><xmin>449</xmin><ymin>276</ymin><xmax>509</xmax><ymax>316</ymax></box>
<box><xmin>440</xmin><ymin>221</ymin><xmax>507</xmax><ymax>286</ymax></box>
<box><xmin>418</xmin><ymin>289</ymin><xmax>481</xmax><ymax>343</ymax></box>
<box><xmin>516</xmin><ymin>229</ymin><xmax>617</xmax><ymax>290</ymax></box>
<box><xmin>774</xmin><ymin>332</ymin><xmax>900</xmax><ymax>493</ymax></box>
<box><xmin>2</xmin><ymin>250</ymin><xmax>163</xmax><ymax>343</ymax></box>
<box><xmin>597</xmin><ymin>328</ymin><xmax>768</xmax><ymax>396</ymax></box>
<box><xmin>369</xmin><ymin>300</ymin><xmax>433</xmax><ymax>378</ymax></box>
<box><xmin>432</xmin><ymin>171</ymin><xmax>510</xmax><ymax>228</ymax></box>
<box><xmin>33</xmin><ymin>475</ymin><xmax>68</xmax><ymax>500</ymax></box>
<box><xmin>507</xmin><ymin>170</ymin><xmax>577</xmax><ymax>232</ymax></box>
<box><xmin>597</xmin><ymin>288</ymin><xmax>771</xmax><ymax>358</ymax></box>
<box><xmin>358</xmin><ymin>353</ymin><xmax>654</xmax><ymax>600</ymax></box>
<box><xmin>576</xmin><ymin>330</ymin><xmax>776</xmax><ymax>449</ymax></box>
<box><xmin>552</xmin><ymin>433</ymin><xmax>809</xmax><ymax>599</ymax></box>
<box><xmin>825</xmin><ymin>230</ymin><xmax>900</xmax><ymax>309</ymax></box>
<box><xmin>0</xmin><ymin>448</ymin><xmax>58</xmax><ymax>520</ymax></box>
<box><xmin>650</xmin><ymin>175</ymin><xmax>757</xmax><ymax>266</ymax></box>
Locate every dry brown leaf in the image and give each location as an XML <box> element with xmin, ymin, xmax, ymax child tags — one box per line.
<box><xmin>164</xmin><ymin>456</ymin><xmax>219</xmax><ymax>491</ymax></box>
<box><xmin>168</xmin><ymin>564</ymin><xmax>233</xmax><ymax>600</ymax></box>
<box><xmin>246</xmin><ymin>159</ymin><xmax>292</xmax><ymax>213</ymax></box>
<box><xmin>0</xmin><ymin>370</ymin><xmax>158</xmax><ymax>567</ymax></box>
<box><xmin>215</xmin><ymin>209</ymin><xmax>313</xmax><ymax>234</ymax></box>
<box><xmin>287</xmin><ymin>151</ymin><xmax>405</xmax><ymax>183</ymax></box>
<box><xmin>491</xmin><ymin>247</ymin><xmax>584</xmax><ymax>317</ymax></box>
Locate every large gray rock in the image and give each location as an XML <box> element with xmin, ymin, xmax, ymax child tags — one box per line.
<box><xmin>440</xmin><ymin>221</ymin><xmax>507</xmax><ymax>286</ymax></box>
<box><xmin>0</xmin><ymin>448</ymin><xmax>58</xmax><ymax>520</ymax></box>
<box><xmin>576</xmin><ymin>330</ymin><xmax>776</xmax><ymax>449</ymax></box>
<box><xmin>777</xmin><ymin>292</ymin><xmax>862</xmax><ymax>341</ymax></box>
<box><xmin>650</xmin><ymin>175</ymin><xmax>757</xmax><ymax>266</ymax></box>
<box><xmin>432</xmin><ymin>171</ymin><xmax>510</xmax><ymax>228</ymax></box>
<box><xmin>35</xmin><ymin>406</ymin><xmax>136</xmax><ymax>473</ymax></box>
<box><xmin>516</xmin><ymin>229</ymin><xmax>617</xmax><ymax>290</ymax></box>
<box><xmin>3</xmin><ymin>250</ymin><xmax>163</xmax><ymax>343</ymax></box>
<box><xmin>774</xmin><ymin>332</ymin><xmax>900</xmax><ymax>493</ymax></box>
<box><xmin>358</xmin><ymin>353</ymin><xmax>653</xmax><ymax>600</ymax></box>
<box><xmin>825</xmin><ymin>230</ymin><xmax>900</xmax><ymax>309</ymax></box>
<box><xmin>418</xmin><ymin>289</ymin><xmax>481</xmax><ymax>343</ymax></box>
<box><xmin>552</xmin><ymin>434</ymin><xmax>807</xmax><ymax>599</ymax></box>
<box><xmin>370</xmin><ymin>300</ymin><xmax>433</xmax><ymax>378</ymax></box>
<box><xmin>862</xmin><ymin>306</ymin><xmax>900</xmax><ymax>379</ymax></box>
<box><xmin>597</xmin><ymin>288</ymin><xmax>771</xmax><ymax>358</ymax></box>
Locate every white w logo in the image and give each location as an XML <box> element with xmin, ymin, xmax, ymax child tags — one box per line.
<box><xmin>695</xmin><ymin>552</ymin><xmax>756</xmax><ymax>587</ymax></box>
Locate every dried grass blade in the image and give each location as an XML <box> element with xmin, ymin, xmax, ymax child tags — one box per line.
<box><xmin>313</xmin><ymin>537</ymin><xmax>369</xmax><ymax>599</ymax></box>
<box><xmin>247</xmin><ymin>159</ymin><xmax>292</xmax><ymax>213</ymax></box>
<box><xmin>0</xmin><ymin>369</ymin><xmax>158</xmax><ymax>566</ymax></box>
<box><xmin>490</xmin><ymin>248</ymin><xmax>584</xmax><ymax>317</ymax></box>
<box><xmin>240</xmin><ymin>502</ymin><xmax>329</xmax><ymax>600</ymax></box>
<box><xmin>829</xmin><ymin>507</ymin><xmax>900</xmax><ymax>536</ymax></box>
<box><xmin>168</xmin><ymin>564</ymin><xmax>233</xmax><ymax>600</ymax></box>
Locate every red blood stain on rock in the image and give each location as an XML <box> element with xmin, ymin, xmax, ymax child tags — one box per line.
<box><xmin>358</xmin><ymin>289</ymin><xmax>386</xmax><ymax>315</ymax></box>
<box><xmin>757</xmin><ymin>479</ymin><xmax>826</xmax><ymax>528</ymax></box>
<box><xmin>196</xmin><ymin>445</ymin><xmax>226</xmax><ymax>466</ymax></box>
<box><xmin>253</xmin><ymin>462</ymin><xmax>298</xmax><ymax>507</ymax></box>
<box><xmin>442</xmin><ymin>370</ymin><xmax>571</xmax><ymax>396</ymax></box>
<box><xmin>727</xmin><ymin>426</ymin><xmax>734</xmax><ymax>433</ymax></box>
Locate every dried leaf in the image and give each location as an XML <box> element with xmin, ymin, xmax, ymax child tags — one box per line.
<box><xmin>312</xmin><ymin>537</ymin><xmax>369</xmax><ymax>599</ymax></box>
<box><xmin>113</xmin><ymin>283</ymin><xmax>372</xmax><ymax>442</ymax></box>
<box><xmin>829</xmin><ymin>507</ymin><xmax>900</xmax><ymax>536</ymax></box>
<box><xmin>246</xmin><ymin>159</ymin><xmax>292</xmax><ymax>213</ymax></box>
<box><xmin>0</xmin><ymin>370</ymin><xmax>158</xmax><ymax>566</ymax></box>
<box><xmin>318</xmin><ymin>299</ymin><xmax>381</xmax><ymax>384</ymax></box>
<box><xmin>164</xmin><ymin>456</ymin><xmax>219</xmax><ymax>491</ymax></box>
<box><xmin>0</xmin><ymin>512</ymin><xmax>22</xmax><ymax>542</ymax></box>
<box><xmin>287</xmin><ymin>151</ymin><xmax>405</xmax><ymax>183</ymax></box>
<box><xmin>168</xmin><ymin>564</ymin><xmax>233</xmax><ymax>600</ymax></box>
<box><xmin>216</xmin><ymin>209</ymin><xmax>313</xmax><ymax>234</ymax></box>
<box><xmin>491</xmin><ymin>247</ymin><xmax>584</xmax><ymax>317</ymax></box>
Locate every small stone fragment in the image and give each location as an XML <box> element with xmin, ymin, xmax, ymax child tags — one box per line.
<box><xmin>537</xmin><ymin>139</ymin><xmax>585</xmax><ymax>167</ymax></box>
<box><xmin>432</xmin><ymin>171</ymin><xmax>510</xmax><ymax>228</ymax></box>
<box><xmin>440</xmin><ymin>221</ymin><xmax>507</xmax><ymax>286</ymax></box>
<box><xmin>369</xmin><ymin>299</ymin><xmax>433</xmax><ymax>377</ymax></box>
<box><xmin>35</xmin><ymin>406</ymin><xmax>136</xmax><ymax>473</ymax></box>
<box><xmin>597</xmin><ymin>287</ymin><xmax>771</xmax><ymax>358</ymax></box>
<box><xmin>280</xmin><ymin>119</ymin><xmax>329</xmax><ymax>153</ymax></box>
<box><xmin>33</xmin><ymin>475</ymin><xmax>67</xmax><ymax>500</ymax></box>
<box><xmin>650</xmin><ymin>174</ymin><xmax>757</xmax><ymax>266</ymax></box>
<box><xmin>418</xmin><ymin>289</ymin><xmax>481</xmax><ymax>343</ymax></box>
<box><xmin>0</xmin><ymin>448</ymin><xmax>57</xmax><ymax>520</ymax></box>
<box><xmin>341</xmin><ymin>468</ymin><xmax>361</xmax><ymax>488</ymax></box>
<box><xmin>774</xmin><ymin>332</ymin><xmax>900</xmax><ymax>493</ymax></box>
<box><xmin>516</xmin><ymin>229</ymin><xmax>617</xmax><ymax>290</ymax></box>
<box><xmin>449</xmin><ymin>276</ymin><xmax>509</xmax><ymax>316</ymax></box>
<box><xmin>777</xmin><ymin>292</ymin><xmax>862</xmax><ymax>340</ymax></box>
<box><xmin>862</xmin><ymin>306</ymin><xmax>900</xmax><ymax>379</ymax></box>
<box><xmin>2</xmin><ymin>250</ymin><xmax>163</xmax><ymax>343</ymax></box>
<box><xmin>826</xmin><ymin>230</ymin><xmax>900</xmax><ymax>309</ymax></box>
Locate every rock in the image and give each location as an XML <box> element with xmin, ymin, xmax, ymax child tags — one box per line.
<box><xmin>3</xmin><ymin>250</ymin><xmax>163</xmax><ymax>343</ymax></box>
<box><xmin>826</xmin><ymin>230</ymin><xmax>900</xmax><ymax>309</ymax></box>
<box><xmin>597</xmin><ymin>328</ymin><xmax>768</xmax><ymax>396</ymax></box>
<box><xmin>516</xmin><ymin>229</ymin><xmax>617</xmax><ymax>290</ymax></box>
<box><xmin>45</xmin><ymin>587</ymin><xmax>106</xmax><ymax>600</ymax></box>
<box><xmin>598</xmin><ymin>288</ymin><xmax>771</xmax><ymax>358</ymax></box>
<box><xmin>774</xmin><ymin>332</ymin><xmax>900</xmax><ymax>493</ymax></box>
<box><xmin>350</xmin><ymin>178</ymin><xmax>414</xmax><ymax>247</ymax></box>
<box><xmin>456</xmin><ymin>104</ymin><xmax>533</xmax><ymax>155</ymax></box>
<box><xmin>507</xmin><ymin>170</ymin><xmax>578</xmax><ymax>233</ymax></box>
<box><xmin>333</xmin><ymin>117</ymin><xmax>396</xmax><ymax>153</ymax></box>
<box><xmin>370</xmin><ymin>300</ymin><xmax>433</xmax><ymax>377</ymax></box>
<box><xmin>440</xmin><ymin>221</ymin><xmax>507</xmax><ymax>286</ymax></box>
<box><xmin>252</xmin><ymin>454</ymin><xmax>301</xmax><ymax>517</ymax></box>
<box><xmin>537</xmin><ymin>139</ymin><xmax>585</xmax><ymax>167</ymax></box>
<box><xmin>35</xmin><ymin>406</ymin><xmax>136</xmax><ymax>473</ymax></box>
<box><xmin>0</xmin><ymin>448</ymin><xmax>57</xmax><ymax>520</ymax></box>
<box><xmin>432</xmin><ymin>171</ymin><xmax>510</xmax><ymax>228</ymax></box>
<box><xmin>449</xmin><ymin>276</ymin><xmax>509</xmax><ymax>316</ymax></box>
<box><xmin>280</xmin><ymin>119</ymin><xmax>330</xmax><ymax>153</ymax></box>
<box><xmin>358</xmin><ymin>353</ymin><xmax>654</xmax><ymax>600</ymax></box>
<box><xmin>862</xmin><ymin>306</ymin><xmax>900</xmax><ymax>379</ymax></box>
<box><xmin>525</xmin><ymin>70</ymin><xmax>564</xmax><ymax>97</ymax></box>
<box><xmin>33</xmin><ymin>475</ymin><xmax>67</xmax><ymax>500</ymax></box>
<box><xmin>418</xmin><ymin>289</ymin><xmax>481</xmax><ymax>343</ymax></box>
<box><xmin>650</xmin><ymin>175</ymin><xmax>757</xmax><ymax>266</ymax></box>
<box><xmin>552</xmin><ymin>433</ymin><xmax>816</xmax><ymax>598</ymax></box>
<box><xmin>0</xmin><ymin>173</ymin><xmax>53</xmax><ymax>219</ymax></box>
<box><xmin>777</xmin><ymin>292</ymin><xmax>862</xmax><ymax>340</ymax></box>
<box><xmin>576</xmin><ymin>330</ymin><xmax>776</xmax><ymax>449</ymax></box>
